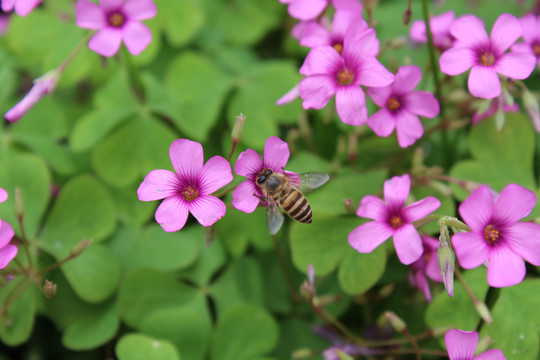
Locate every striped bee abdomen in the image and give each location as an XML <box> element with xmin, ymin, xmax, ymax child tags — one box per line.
<box><xmin>278</xmin><ymin>187</ymin><xmax>313</xmax><ymax>224</ymax></box>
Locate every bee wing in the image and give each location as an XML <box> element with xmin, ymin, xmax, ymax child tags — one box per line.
<box><xmin>266</xmin><ymin>199</ymin><xmax>284</xmax><ymax>235</ymax></box>
<box><xmin>288</xmin><ymin>172</ymin><xmax>330</xmax><ymax>193</ymax></box>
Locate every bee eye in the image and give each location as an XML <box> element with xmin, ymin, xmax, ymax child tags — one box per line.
<box><xmin>257</xmin><ymin>177</ymin><xmax>265</xmax><ymax>184</ymax></box>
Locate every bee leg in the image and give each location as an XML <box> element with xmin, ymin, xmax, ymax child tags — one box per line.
<box><xmin>253</xmin><ymin>194</ymin><xmax>266</xmax><ymax>201</ymax></box>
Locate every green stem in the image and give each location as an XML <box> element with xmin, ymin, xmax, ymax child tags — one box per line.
<box><xmin>58</xmin><ymin>34</ymin><xmax>92</xmax><ymax>73</ymax></box>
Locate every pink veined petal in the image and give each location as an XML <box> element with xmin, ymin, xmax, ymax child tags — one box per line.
<box><xmin>155</xmin><ymin>196</ymin><xmax>189</xmax><ymax>232</ymax></box>
<box><xmin>474</xmin><ymin>349</ymin><xmax>507</xmax><ymax>360</ymax></box>
<box><xmin>468</xmin><ymin>66</ymin><xmax>501</xmax><ymax>99</ymax></box>
<box><xmin>415</xmin><ymin>270</ymin><xmax>431</xmax><ymax>302</ymax></box>
<box><xmin>231</xmin><ymin>179</ymin><xmax>261</xmax><ymax>213</ymax></box>
<box><xmin>299</xmin><ymin>75</ymin><xmax>337</xmax><ymax>110</ymax></box>
<box><xmin>395</xmin><ymin>111</ymin><xmax>424</xmax><ymax>148</ymax></box>
<box><xmin>198</xmin><ymin>156</ymin><xmax>233</xmax><ymax>195</ymax></box>
<box><xmin>367</xmin><ymin>84</ymin><xmax>392</xmax><ymax>107</ymax></box>
<box><xmin>355</xmin><ymin>57</ymin><xmax>394</xmax><ymax>87</ymax></box>
<box><xmin>0</xmin><ymin>244</ymin><xmax>17</xmax><ymax>269</ymax></box>
<box><xmin>88</xmin><ymin>28</ymin><xmax>123</xmax><ymax>57</ymax></box>
<box><xmin>487</xmin><ymin>244</ymin><xmax>526</xmax><ymax>287</ymax></box>
<box><xmin>403</xmin><ymin>91</ymin><xmax>440</xmax><ymax>118</ymax></box>
<box><xmin>335</xmin><ymin>86</ymin><xmax>368</xmax><ymax>126</ymax></box>
<box><xmin>122</xmin><ymin>21</ymin><xmax>152</xmax><ymax>55</ymax></box>
<box><xmin>298</xmin><ymin>22</ymin><xmax>331</xmax><ymax>48</ymax></box>
<box><xmin>14</xmin><ymin>0</ymin><xmax>41</xmax><ymax>16</ymax></box>
<box><xmin>451</xmin><ymin>232</ymin><xmax>490</xmax><ymax>269</ymax></box>
<box><xmin>490</xmin><ymin>13</ymin><xmax>522</xmax><ymax>53</ymax></box>
<box><xmin>276</xmin><ymin>84</ymin><xmax>300</xmax><ymax>106</ymax></box>
<box><xmin>189</xmin><ymin>195</ymin><xmax>226</xmax><ymax>227</ymax></box>
<box><xmin>367</xmin><ymin>109</ymin><xmax>396</xmax><ymax>137</ymax></box>
<box><xmin>519</xmin><ymin>14</ymin><xmax>539</xmax><ymax>44</ymax></box>
<box><xmin>4</xmin><ymin>78</ymin><xmax>52</xmax><ymax>122</ymax></box>
<box><xmin>234</xmin><ymin>149</ymin><xmax>262</xmax><ymax>178</ymax></box>
<box><xmin>493</xmin><ymin>184</ymin><xmax>536</xmax><ymax>225</ymax></box>
<box><xmin>0</xmin><ymin>188</ymin><xmax>7</xmax><ymax>203</ymax></box>
<box><xmin>99</xmin><ymin>0</ymin><xmax>123</xmax><ymax>12</ymax></box>
<box><xmin>426</xmin><ymin>253</ymin><xmax>443</xmax><ymax>282</ymax></box>
<box><xmin>332</xmin><ymin>0</ymin><xmax>363</xmax><ymax>11</ymax></box>
<box><xmin>439</xmin><ymin>47</ymin><xmax>476</xmax><ymax>75</ymax></box>
<box><xmin>504</xmin><ymin>222</ymin><xmax>540</xmax><ymax>266</ymax></box>
<box><xmin>430</xmin><ymin>11</ymin><xmax>455</xmax><ymax>36</ymax></box>
<box><xmin>122</xmin><ymin>0</ymin><xmax>157</xmax><ymax>20</ymax></box>
<box><xmin>288</xmin><ymin>0</ymin><xmax>328</xmax><ymax>21</ymax></box>
<box><xmin>299</xmin><ymin>46</ymin><xmax>342</xmax><ymax>76</ymax></box>
<box><xmin>445</xmin><ymin>329</ymin><xmax>478</xmax><ymax>360</ymax></box>
<box><xmin>76</xmin><ymin>0</ymin><xmax>106</xmax><ymax>29</ymax></box>
<box><xmin>0</xmin><ymin>220</ymin><xmax>15</xmax><ymax>248</ymax></box>
<box><xmin>137</xmin><ymin>169</ymin><xmax>179</xmax><ymax>201</ymax></box>
<box><xmin>458</xmin><ymin>185</ymin><xmax>494</xmax><ymax>232</ymax></box>
<box><xmin>348</xmin><ymin>221</ymin><xmax>394</xmax><ymax>253</ymax></box>
<box><xmin>383</xmin><ymin>174</ymin><xmax>410</xmax><ymax>211</ymax></box>
<box><xmin>393</xmin><ymin>65</ymin><xmax>422</xmax><ymax>95</ymax></box>
<box><xmin>263</xmin><ymin>136</ymin><xmax>290</xmax><ymax>171</ymax></box>
<box><xmin>450</xmin><ymin>15</ymin><xmax>488</xmax><ymax>48</ymax></box>
<box><xmin>410</xmin><ymin>20</ymin><xmax>427</xmax><ymax>43</ymax></box>
<box><xmin>403</xmin><ymin>196</ymin><xmax>441</xmax><ymax>222</ymax></box>
<box><xmin>511</xmin><ymin>42</ymin><xmax>533</xmax><ymax>55</ymax></box>
<box><xmin>356</xmin><ymin>195</ymin><xmax>388</xmax><ymax>221</ymax></box>
<box><xmin>393</xmin><ymin>223</ymin><xmax>423</xmax><ymax>265</ymax></box>
<box><xmin>494</xmin><ymin>52</ymin><xmax>536</xmax><ymax>80</ymax></box>
<box><xmin>331</xmin><ymin>11</ymin><xmax>362</xmax><ymax>41</ymax></box>
<box><xmin>1</xmin><ymin>0</ymin><xmax>14</xmax><ymax>12</ymax></box>
<box><xmin>343</xmin><ymin>26</ymin><xmax>377</xmax><ymax>60</ymax></box>
<box><xmin>169</xmin><ymin>139</ymin><xmax>204</xmax><ymax>182</ymax></box>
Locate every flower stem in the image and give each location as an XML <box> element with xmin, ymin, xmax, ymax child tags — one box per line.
<box><xmin>270</xmin><ymin>234</ymin><xmax>300</xmax><ymax>302</ymax></box>
<box><xmin>58</xmin><ymin>34</ymin><xmax>92</xmax><ymax>73</ymax></box>
<box><xmin>455</xmin><ymin>268</ymin><xmax>493</xmax><ymax>324</ymax></box>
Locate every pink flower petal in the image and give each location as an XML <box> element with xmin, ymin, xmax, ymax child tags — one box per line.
<box><xmin>403</xmin><ymin>91</ymin><xmax>440</xmax><ymax>118</ymax></box>
<box><xmin>122</xmin><ymin>0</ymin><xmax>157</xmax><ymax>20</ymax></box>
<box><xmin>88</xmin><ymin>28</ymin><xmax>123</xmax><ymax>57</ymax></box>
<box><xmin>451</xmin><ymin>232</ymin><xmax>490</xmax><ymax>269</ymax></box>
<box><xmin>155</xmin><ymin>196</ymin><xmax>189</xmax><ymax>232</ymax></box>
<box><xmin>468</xmin><ymin>65</ymin><xmax>501</xmax><ymax>99</ymax></box>
<box><xmin>426</xmin><ymin>254</ymin><xmax>443</xmax><ymax>282</ymax></box>
<box><xmin>76</xmin><ymin>0</ymin><xmax>105</xmax><ymax>29</ymax></box>
<box><xmin>458</xmin><ymin>185</ymin><xmax>494</xmax><ymax>232</ymax></box>
<box><xmin>430</xmin><ymin>11</ymin><xmax>455</xmax><ymax>37</ymax></box>
<box><xmin>356</xmin><ymin>195</ymin><xmax>388</xmax><ymax>221</ymax></box>
<box><xmin>393</xmin><ymin>223</ymin><xmax>423</xmax><ymax>265</ymax></box>
<box><xmin>198</xmin><ymin>156</ymin><xmax>233</xmax><ymax>195</ymax></box>
<box><xmin>14</xmin><ymin>0</ymin><xmax>41</xmax><ymax>16</ymax></box>
<box><xmin>409</xmin><ymin>20</ymin><xmax>426</xmax><ymax>43</ymax></box>
<box><xmin>445</xmin><ymin>329</ymin><xmax>478</xmax><ymax>360</ymax></box>
<box><xmin>511</xmin><ymin>42</ymin><xmax>532</xmax><ymax>55</ymax></box>
<box><xmin>493</xmin><ymin>184</ymin><xmax>536</xmax><ymax>225</ymax></box>
<box><xmin>299</xmin><ymin>75</ymin><xmax>337</xmax><ymax>110</ymax></box>
<box><xmin>263</xmin><ymin>136</ymin><xmax>290</xmax><ymax>171</ymax></box>
<box><xmin>331</xmin><ymin>11</ymin><xmax>362</xmax><ymax>41</ymax></box>
<box><xmin>332</xmin><ymin>0</ymin><xmax>363</xmax><ymax>11</ymax></box>
<box><xmin>4</xmin><ymin>77</ymin><xmax>54</xmax><ymax>123</ymax></box>
<box><xmin>505</xmin><ymin>222</ymin><xmax>540</xmax><ymax>266</ymax></box>
<box><xmin>494</xmin><ymin>52</ymin><xmax>536</xmax><ymax>80</ymax></box>
<box><xmin>169</xmin><ymin>139</ymin><xmax>204</xmax><ymax>181</ymax></box>
<box><xmin>403</xmin><ymin>196</ymin><xmax>441</xmax><ymax>222</ymax></box>
<box><xmin>490</xmin><ymin>13</ymin><xmax>522</xmax><ymax>53</ymax></box>
<box><xmin>0</xmin><ymin>244</ymin><xmax>17</xmax><ymax>269</ymax></box>
<box><xmin>99</xmin><ymin>0</ymin><xmax>123</xmax><ymax>12</ymax></box>
<box><xmin>122</xmin><ymin>21</ymin><xmax>152</xmax><ymax>55</ymax></box>
<box><xmin>335</xmin><ymin>86</ymin><xmax>367</xmax><ymax>126</ymax></box>
<box><xmin>189</xmin><ymin>195</ymin><xmax>226</xmax><ymax>227</ymax></box>
<box><xmin>383</xmin><ymin>174</ymin><xmax>410</xmax><ymax>211</ymax></box>
<box><xmin>393</xmin><ymin>65</ymin><xmax>422</xmax><ymax>95</ymax></box>
<box><xmin>348</xmin><ymin>221</ymin><xmax>393</xmax><ymax>253</ymax></box>
<box><xmin>137</xmin><ymin>169</ymin><xmax>179</xmax><ymax>201</ymax></box>
<box><xmin>298</xmin><ymin>22</ymin><xmax>331</xmax><ymax>47</ymax></box>
<box><xmin>367</xmin><ymin>109</ymin><xmax>396</xmax><ymax>137</ymax></box>
<box><xmin>415</xmin><ymin>270</ymin><xmax>431</xmax><ymax>302</ymax></box>
<box><xmin>439</xmin><ymin>47</ymin><xmax>476</xmax><ymax>75</ymax></box>
<box><xmin>367</xmin><ymin>84</ymin><xmax>392</xmax><ymax>107</ymax></box>
<box><xmin>487</xmin><ymin>244</ymin><xmax>526</xmax><ymax>287</ymax></box>
<box><xmin>232</xmin><ymin>179</ymin><xmax>261</xmax><ymax>213</ymax></box>
<box><xmin>234</xmin><ymin>149</ymin><xmax>262</xmax><ymax>178</ymax></box>
<box><xmin>343</xmin><ymin>27</ymin><xmax>378</xmax><ymax>61</ymax></box>
<box><xmin>395</xmin><ymin>112</ymin><xmax>424</xmax><ymax>148</ymax></box>
<box><xmin>519</xmin><ymin>14</ymin><xmax>539</xmax><ymax>44</ymax></box>
<box><xmin>450</xmin><ymin>15</ymin><xmax>488</xmax><ymax>47</ymax></box>
<box><xmin>0</xmin><ymin>220</ymin><xmax>14</xmax><ymax>248</ymax></box>
<box><xmin>288</xmin><ymin>0</ymin><xmax>328</xmax><ymax>21</ymax></box>
<box><xmin>0</xmin><ymin>188</ymin><xmax>7</xmax><ymax>203</ymax></box>
<box><xmin>299</xmin><ymin>46</ymin><xmax>342</xmax><ymax>76</ymax></box>
<box><xmin>1</xmin><ymin>0</ymin><xmax>14</xmax><ymax>12</ymax></box>
<box><xmin>474</xmin><ymin>349</ymin><xmax>507</xmax><ymax>360</ymax></box>
<box><xmin>356</xmin><ymin>57</ymin><xmax>394</xmax><ymax>87</ymax></box>
<box><xmin>276</xmin><ymin>84</ymin><xmax>300</xmax><ymax>106</ymax></box>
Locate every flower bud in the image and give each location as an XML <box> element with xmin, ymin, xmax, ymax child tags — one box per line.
<box><xmin>307</xmin><ymin>264</ymin><xmax>315</xmax><ymax>286</ymax></box>
<box><xmin>385</xmin><ymin>311</ymin><xmax>406</xmax><ymax>333</ymax></box>
<box><xmin>337</xmin><ymin>350</ymin><xmax>354</xmax><ymax>360</ymax></box>
<box><xmin>437</xmin><ymin>235</ymin><xmax>455</xmax><ymax>297</ymax></box>
<box><xmin>43</xmin><ymin>280</ymin><xmax>57</xmax><ymax>299</ymax></box>
<box><xmin>71</xmin><ymin>238</ymin><xmax>92</xmax><ymax>257</ymax></box>
<box><xmin>231</xmin><ymin>113</ymin><xmax>246</xmax><ymax>144</ymax></box>
<box><xmin>292</xmin><ymin>348</ymin><xmax>314</xmax><ymax>359</ymax></box>
<box><xmin>343</xmin><ymin>198</ymin><xmax>356</xmax><ymax>214</ymax></box>
<box><xmin>494</xmin><ymin>108</ymin><xmax>505</xmax><ymax>132</ymax></box>
<box><xmin>402</xmin><ymin>9</ymin><xmax>412</xmax><ymax>26</ymax></box>
<box><xmin>475</xmin><ymin>301</ymin><xmax>493</xmax><ymax>324</ymax></box>
<box><xmin>15</xmin><ymin>187</ymin><xmax>24</xmax><ymax>221</ymax></box>
<box><xmin>522</xmin><ymin>89</ymin><xmax>540</xmax><ymax>133</ymax></box>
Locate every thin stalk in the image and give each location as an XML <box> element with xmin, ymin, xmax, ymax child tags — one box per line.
<box><xmin>270</xmin><ymin>235</ymin><xmax>301</xmax><ymax>302</ymax></box>
<box><xmin>455</xmin><ymin>268</ymin><xmax>493</xmax><ymax>323</ymax></box>
<box><xmin>58</xmin><ymin>34</ymin><xmax>92</xmax><ymax>72</ymax></box>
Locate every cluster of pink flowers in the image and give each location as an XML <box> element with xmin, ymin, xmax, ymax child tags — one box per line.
<box><xmin>0</xmin><ymin>189</ymin><xmax>18</xmax><ymax>269</ymax></box>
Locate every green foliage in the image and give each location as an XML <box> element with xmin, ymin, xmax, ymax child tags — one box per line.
<box><xmin>116</xmin><ymin>334</ymin><xmax>180</xmax><ymax>360</ymax></box>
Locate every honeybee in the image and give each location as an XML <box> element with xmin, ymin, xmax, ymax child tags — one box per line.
<box><xmin>255</xmin><ymin>169</ymin><xmax>329</xmax><ymax>235</ymax></box>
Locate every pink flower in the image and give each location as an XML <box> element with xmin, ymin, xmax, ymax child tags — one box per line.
<box><xmin>299</xmin><ymin>21</ymin><xmax>394</xmax><ymax>126</ymax></box>
<box><xmin>1</xmin><ymin>0</ymin><xmax>41</xmax><ymax>16</ymax></box>
<box><xmin>75</xmin><ymin>0</ymin><xmax>157</xmax><ymax>57</ymax></box>
<box><xmin>439</xmin><ymin>13</ymin><xmax>536</xmax><ymax>99</ymax></box>
<box><xmin>232</xmin><ymin>137</ymin><xmax>292</xmax><ymax>213</ymax></box>
<box><xmin>408</xmin><ymin>235</ymin><xmax>443</xmax><ymax>302</ymax></box>
<box><xmin>137</xmin><ymin>139</ymin><xmax>233</xmax><ymax>232</ymax></box>
<box><xmin>0</xmin><ymin>188</ymin><xmax>18</xmax><ymax>269</ymax></box>
<box><xmin>512</xmin><ymin>14</ymin><xmax>540</xmax><ymax>70</ymax></box>
<box><xmin>472</xmin><ymin>96</ymin><xmax>519</xmax><ymax>125</ymax></box>
<box><xmin>445</xmin><ymin>329</ymin><xmax>506</xmax><ymax>360</ymax></box>
<box><xmin>280</xmin><ymin>0</ymin><xmax>361</xmax><ymax>21</ymax></box>
<box><xmin>348</xmin><ymin>174</ymin><xmax>441</xmax><ymax>265</ymax></box>
<box><xmin>409</xmin><ymin>11</ymin><xmax>455</xmax><ymax>51</ymax></box>
<box><xmin>452</xmin><ymin>184</ymin><xmax>540</xmax><ymax>287</ymax></box>
<box><xmin>367</xmin><ymin>65</ymin><xmax>439</xmax><ymax>148</ymax></box>
<box><xmin>4</xmin><ymin>70</ymin><xmax>59</xmax><ymax>122</ymax></box>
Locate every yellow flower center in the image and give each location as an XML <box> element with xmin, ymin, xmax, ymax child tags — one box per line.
<box><xmin>479</xmin><ymin>51</ymin><xmax>495</xmax><ymax>66</ymax></box>
<box><xmin>108</xmin><ymin>12</ymin><xmax>125</xmax><ymax>27</ymax></box>
<box><xmin>386</xmin><ymin>96</ymin><xmax>401</xmax><ymax>111</ymax></box>
<box><xmin>390</xmin><ymin>215</ymin><xmax>403</xmax><ymax>229</ymax></box>
<box><xmin>483</xmin><ymin>225</ymin><xmax>500</xmax><ymax>244</ymax></box>
<box><xmin>333</xmin><ymin>43</ymin><xmax>343</xmax><ymax>55</ymax></box>
<box><xmin>182</xmin><ymin>186</ymin><xmax>199</xmax><ymax>202</ymax></box>
<box><xmin>337</xmin><ymin>68</ymin><xmax>354</xmax><ymax>85</ymax></box>
<box><xmin>533</xmin><ymin>43</ymin><xmax>540</xmax><ymax>57</ymax></box>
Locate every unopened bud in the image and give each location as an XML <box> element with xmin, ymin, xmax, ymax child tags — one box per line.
<box><xmin>523</xmin><ymin>89</ymin><xmax>540</xmax><ymax>132</ymax></box>
<box><xmin>476</xmin><ymin>334</ymin><xmax>493</xmax><ymax>353</ymax></box>
<box><xmin>300</xmin><ymin>281</ymin><xmax>313</xmax><ymax>300</ymax></box>
<box><xmin>15</xmin><ymin>188</ymin><xmax>24</xmax><ymax>220</ymax></box>
<box><xmin>343</xmin><ymin>198</ymin><xmax>356</xmax><ymax>214</ymax></box>
<box><xmin>71</xmin><ymin>238</ymin><xmax>92</xmax><ymax>257</ymax></box>
<box><xmin>402</xmin><ymin>9</ymin><xmax>412</xmax><ymax>25</ymax></box>
<box><xmin>503</xmin><ymin>89</ymin><xmax>514</xmax><ymax>107</ymax></box>
<box><xmin>337</xmin><ymin>350</ymin><xmax>354</xmax><ymax>360</ymax></box>
<box><xmin>437</xmin><ymin>235</ymin><xmax>455</xmax><ymax>297</ymax></box>
<box><xmin>348</xmin><ymin>133</ymin><xmax>358</xmax><ymax>165</ymax></box>
<box><xmin>364</xmin><ymin>0</ymin><xmax>378</xmax><ymax>11</ymax></box>
<box><xmin>385</xmin><ymin>311</ymin><xmax>406</xmax><ymax>333</ymax></box>
<box><xmin>204</xmin><ymin>226</ymin><xmax>216</xmax><ymax>247</ymax></box>
<box><xmin>231</xmin><ymin>113</ymin><xmax>246</xmax><ymax>144</ymax></box>
<box><xmin>43</xmin><ymin>280</ymin><xmax>57</xmax><ymax>299</ymax></box>
<box><xmin>292</xmin><ymin>348</ymin><xmax>315</xmax><ymax>359</ymax></box>
<box><xmin>379</xmin><ymin>283</ymin><xmax>394</xmax><ymax>298</ymax></box>
<box><xmin>475</xmin><ymin>301</ymin><xmax>493</xmax><ymax>324</ymax></box>
<box><xmin>494</xmin><ymin>109</ymin><xmax>505</xmax><ymax>131</ymax></box>
<box><xmin>307</xmin><ymin>264</ymin><xmax>315</xmax><ymax>286</ymax></box>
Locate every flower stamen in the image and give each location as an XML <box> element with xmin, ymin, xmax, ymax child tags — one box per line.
<box><xmin>337</xmin><ymin>68</ymin><xmax>354</xmax><ymax>85</ymax></box>
<box><xmin>108</xmin><ymin>12</ymin><xmax>125</xmax><ymax>27</ymax></box>
<box><xmin>479</xmin><ymin>51</ymin><xmax>495</xmax><ymax>66</ymax></box>
<box><xmin>532</xmin><ymin>43</ymin><xmax>540</xmax><ymax>57</ymax></box>
<box><xmin>386</xmin><ymin>96</ymin><xmax>401</xmax><ymax>112</ymax></box>
<box><xmin>182</xmin><ymin>186</ymin><xmax>199</xmax><ymax>202</ymax></box>
<box><xmin>390</xmin><ymin>215</ymin><xmax>403</xmax><ymax>229</ymax></box>
<box><xmin>483</xmin><ymin>225</ymin><xmax>500</xmax><ymax>244</ymax></box>
<box><xmin>333</xmin><ymin>43</ymin><xmax>344</xmax><ymax>55</ymax></box>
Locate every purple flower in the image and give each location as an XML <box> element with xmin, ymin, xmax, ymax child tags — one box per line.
<box><xmin>137</xmin><ymin>139</ymin><xmax>233</xmax><ymax>232</ymax></box>
<box><xmin>439</xmin><ymin>13</ymin><xmax>536</xmax><ymax>99</ymax></box>
<box><xmin>0</xmin><ymin>188</ymin><xmax>18</xmax><ymax>269</ymax></box>
<box><xmin>409</xmin><ymin>235</ymin><xmax>443</xmax><ymax>302</ymax></box>
<box><xmin>232</xmin><ymin>136</ymin><xmax>292</xmax><ymax>213</ymax></box>
<box><xmin>367</xmin><ymin>65</ymin><xmax>439</xmax><ymax>148</ymax></box>
<box><xmin>410</xmin><ymin>11</ymin><xmax>455</xmax><ymax>51</ymax></box>
<box><xmin>472</xmin><ymin>96</ymin><xmax>519</xmax><ymax>125</ymax></box>
<box><xmin>348</xmin><ymin>174</ymin><xmax>441</xmax><ymax>265</ymax></box>
<box><xmin>512</xmin><ymin>14</ymin><xmax>540</xmax><ymax>70</ymax></box>
<box><xmin>299</xmin><ymin>21</ymin><xmax>394</xmax><ymax>126</ymax></box>
<box><xmin>76</xmin><ymin>0</ymin><xmax>157</xmax><ymax>57</ymax></box>
<box><xmin>445</xmin><ymin>329</ymin><xmax>506</xmax><ymax>360</ymax></box>
<box><xmin>1</xmin><ymin>0</ymin><xmax>41</xmax><ymax>16</ymax></box>
<box><xmin>280</xmin><ymin>0</ymin><xmax>361</xmax><ymax>21</ymax></box>
<box><xmin>452</xmin><ymin>184</ymin><xmax>540</xmax><ymax>287</ymax></box>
